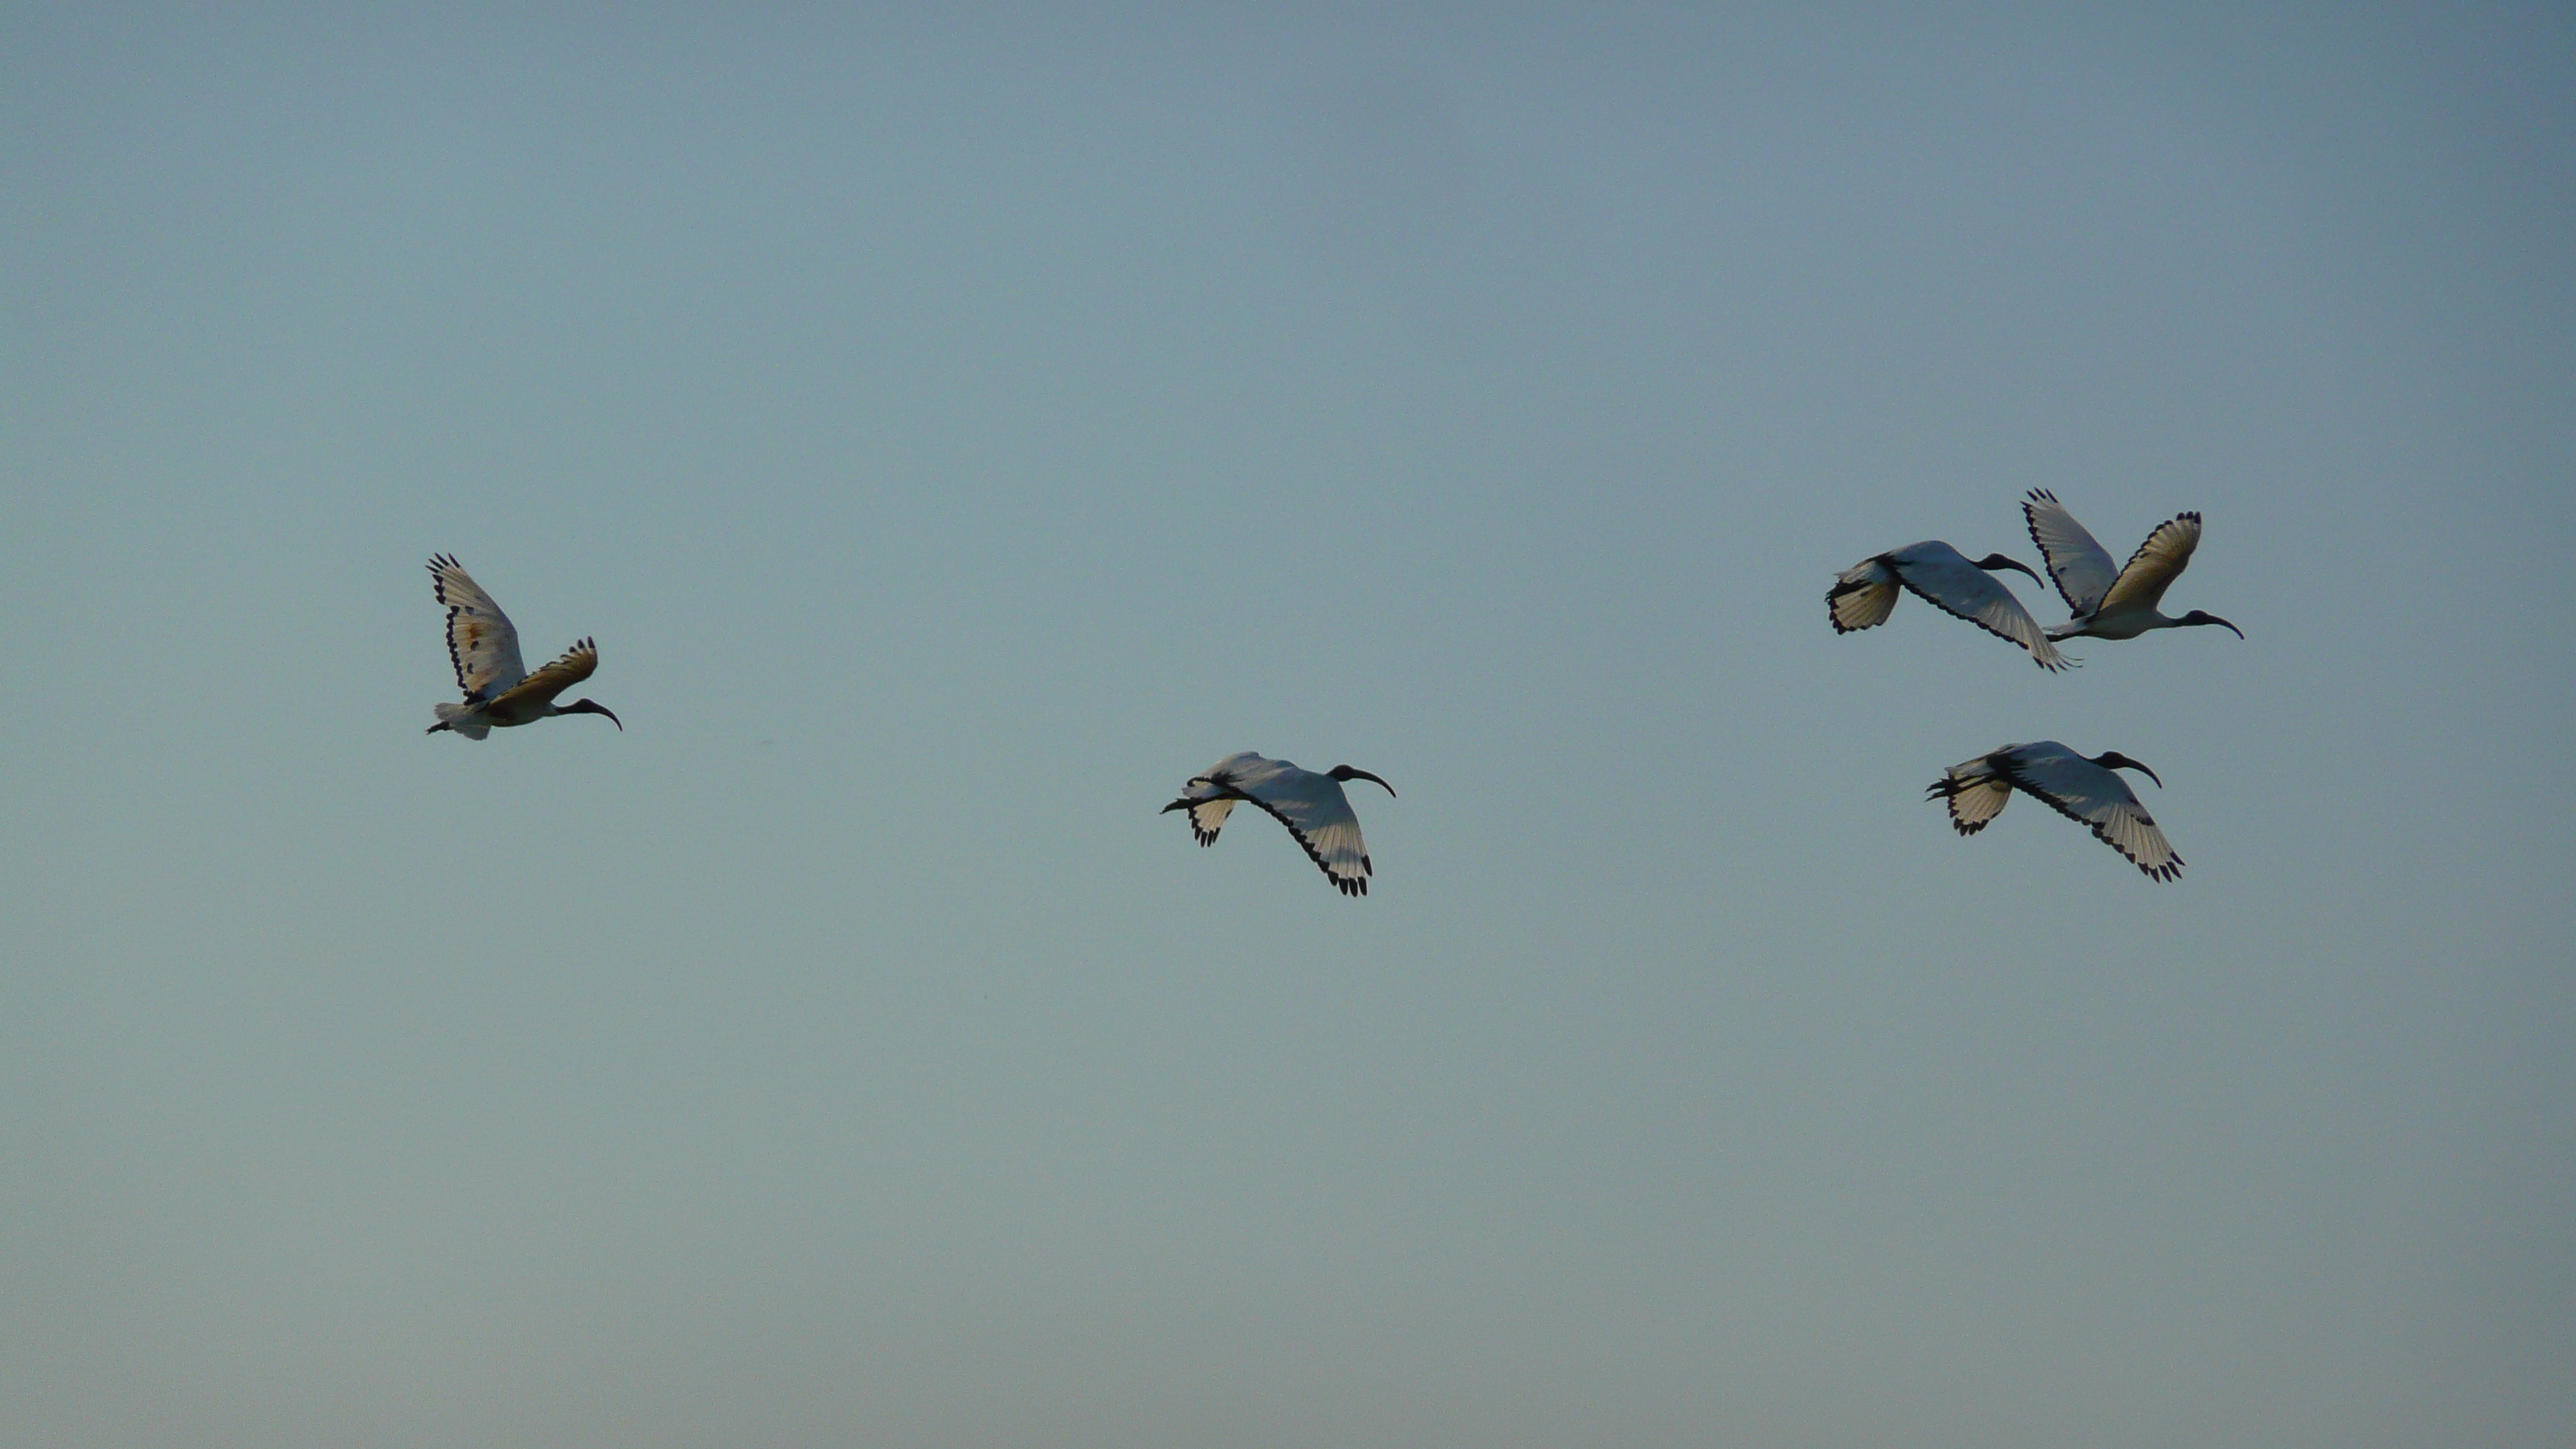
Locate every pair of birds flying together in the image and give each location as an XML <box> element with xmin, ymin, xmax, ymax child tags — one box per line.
<box><xmin>1828</xmin><ymin>488</ymin><xmax>2242</xmax><ymax>671</ymax></box>
<box><xmin>1830</xmin><ymin>491</ymin><xmax>2237</xmax><ymax>881</ymax></box>
<box><xmin>420</xmin><ymin>556</ymin><xmax>1396</xmax><ymax>897</ymax></box>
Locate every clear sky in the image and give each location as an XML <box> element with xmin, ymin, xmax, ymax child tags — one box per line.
<box><xmin>4</xmin><ymin>4</ymin><xmax>2570</xmax><ymax>1445</ymax></box>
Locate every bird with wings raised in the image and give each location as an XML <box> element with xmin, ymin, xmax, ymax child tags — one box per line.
<box><xmin>2020</xmin><ymin>490</ymin><xmax>2242</xmax><ymax>643</ymax></box>
<box><xmin>423</xmin><ymin>554</ymin><xmax>622</xmax><ymax>740</ymax></box>
<box><xmin>1163</xmin><ymin>752</ymin><xmax>1396</xmax><ymax>896</ymax></box>
<box><xmin>1828</xmin><ymin>539</ymin><xmax>2073</xmax><ymax>671</ymax></box>
<box><xmin>1928</xmin><ymin>741</ymin><xmax>2182</xmax><ymax>881</ymax></box>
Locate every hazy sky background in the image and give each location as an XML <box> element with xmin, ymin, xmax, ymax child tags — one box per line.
<box><xmin>4</xmin><ymin>4</ymin><xmax>2570</xmax><ymax>1445</ymax></box>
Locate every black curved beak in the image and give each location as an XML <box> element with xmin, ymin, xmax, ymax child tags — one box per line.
<box><xmin>1335</xmin><ymin>766</ymin><xmax>1396</xmax><ymax>798</ymax></box>
<box><xmin>2097</xmin><ymin>752</ymin><xmax>2163</xmax><ymax>790</ymax></box>
<box><xmin>571</xmin><ymin>699</ymin><xmax>623</xmax><ymax>731</ymax></box>
<box><xmin>2191</xmin><ymin>611</ymin><xmax>2245</xmax><ymax>639</ymax></box>
<box><xmin>1160</xmin><ymin>797</ymin><xmax>1193</xmax><ymax>814</ymax></box>
<box><xmin>1975</xmin><ymin>553</ymin><xmax>2046</xmax><ymax>587</ymax></box>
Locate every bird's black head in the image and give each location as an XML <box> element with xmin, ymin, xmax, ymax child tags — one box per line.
<box><xmin>2179</xmin><ymin>610</ymin><xmax>2244</xmax><ymax>639</ymax></box>
<box><xmin>2091</xmin><ymin>751</ymin><xmax>2163</xmax><ymax>789</ymax></box>
<box><xmin>1328</xmin><ymin>765</ymin><xmax>1396</xmax><ymax>797</ymax></box>
<box><xmin>1972</xmin><ymin>553</ymin><xmax>2046</xmax><ymax>586</ymax></box>
<box><xmin>565</xmin><ymin>699</ymin><xmax>623</xmax><ymax>730</ymax></box>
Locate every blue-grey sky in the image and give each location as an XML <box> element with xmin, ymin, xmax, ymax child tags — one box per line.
<box><xmin>5</xmin><ymin>4</ymin><xmax>2570</xmax><ymax>1445</ymax></box>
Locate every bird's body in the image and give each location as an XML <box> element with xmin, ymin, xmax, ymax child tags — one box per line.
<box><xmin>2021</xmin><ymin>491</ymin><xmax>2242</xmax><ymax>643</ymax></box>
<box><xmin>1828</xmin><ymin>540</ymin><xmax>2071</xmax><ymax>671</ymax></box>
<box><xmin>424</xmin><ymin>554</ymin><xmax>622</xmax><ymax>739</ymax></box>
<box><xmin>1929</xmin><ymin>740</ymin><xmax>2182</xmax><ymax>880</ymax></box>
<box><xmin>1163</xmin><ymin>752</ymin><xmax>1395</xmax><ymax>896</ymax></box>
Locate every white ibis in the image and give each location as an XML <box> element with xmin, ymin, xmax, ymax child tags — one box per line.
<box><xmin>423</xmin><ymin>554</ymin><xmax>622</xmax><ymax>739</ymax></box>
<box><xmin>1828</xmin><ymin>540</ymin><xmax>2073</xmax><ymax>671</ymax></box>
<box><xmin>1929</xmin><ymin>741</ymin><xmax>2182</xmax><ymax>881</ymax></box>
<box><xmin>2020</xmin><ymin>490</ymin><xmax>2242</xmax><ymax>642</ymax></box>
<box><xmin>1163</xmin><ymin>752</ymin><xmax>1395</xmax><ymax>897</ymax></box>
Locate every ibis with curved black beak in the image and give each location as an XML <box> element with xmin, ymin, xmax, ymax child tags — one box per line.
<box><xmin>1828</xmin><ymin>540</ymin><xmax>2073</xmax><ymax>671</ymax></box>
<box><xmin>2021</xmin><ymin>490</ymin><xmax>2243</xmax><ymax>643</ymax></box>
<box><xmin>1164</xmin><ymin>753</ymin><xmax>1396</xmax><ymax>896</ymax></box>
<box><xmin>1929</xmin><ymin>740</ymin><xmax>2183</xmax><ymax>880</ymax></box>
<box><xmin>423</xmin><ymin>554</ymin><xmax>623</xmax><ymax>740</ymax></box>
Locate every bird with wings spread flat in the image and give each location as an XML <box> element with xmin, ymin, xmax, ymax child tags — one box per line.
<box><xmin>1828</xmin><ymin>539</ymin><xmax>2073</xmax><ymax>671</ymax></box>
<box><xmin>1929</xmin><ymin>741</ymin><xmax>2182</xmax><ymax>881</ymax></box>
<box><xmin>1164</xmin><ymin>752</ymin><xmax>1396</xmax><ymax>896</ymax></box>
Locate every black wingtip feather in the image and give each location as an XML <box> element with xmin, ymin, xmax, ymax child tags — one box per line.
<box><xmin>1824</xmin><ymin>570</ymin><xmax>1888</xmax><ymax>636</ymax></box>
<box><xmin>1927</xmin><ymin>772</ymin><xmax>2005</xmax><ymax>835</ymax></box>
<box><xmin>1234</xmin><ymin>793</ymin><xmax>1375</xmax><ymax>898</ymax></box>
<box><xmin>1894</xmin><ymin>575</ymin><xmax>2069</xmax><ymax>670</ymax></box>
<box><xmin>2020</xmin><ymin>492</ymin><xmax>2095</xmax><ymax>615</ymax></box>
<box><xmin>1999</xmin><ymin>758</ymin><xmax>2185</xmax><ymax>882</ymax></box>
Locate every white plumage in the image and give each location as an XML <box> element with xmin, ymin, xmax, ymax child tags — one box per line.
<box><xmin>1929</xmin><ymin>741</ymin><xmax>2183</xmax><ymax>881</ymax></box>
<box><xmin>2021</xmin><ymin>490</ymin><xmax>2242</xmax><ymax>642</ymax></box>
<box><xmin>1163</xmin><ymin>752</ymin><xmax>1396</xmax><ymax>897</ymax></box>
<box><xmin>1828</xmin><ymin>540</ymin><xmax>2073</xmax><ymax>671</ymax></box>
<box><xmin>424</xmin><ymin>554</ymin><xmax>622</xmax><ymax>739</ymax></box>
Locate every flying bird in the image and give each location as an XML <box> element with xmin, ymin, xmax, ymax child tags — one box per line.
<box><xmin>423</xmin><ymin>554</ymin><xmax>622</xmax><ymax>739</ymax></box>
<box><xmin>1929</xmin><ymin>741</ymin><xmax>2182</xmax><ymax>881</ymax></box>
<box><xmin>1828</xmin><ymin>540</ymin><xmax>2073</xmax><ymax>671</ymax></box>
<box><xmin>2020</xmin><ymin>490</ymin><xmax>2242</xmax><ymax>642</ymax></box>
<box><xmin>1163</xmin><ymin>752</ymin><xmax>1396</xmax><ymax>896</ymax></box>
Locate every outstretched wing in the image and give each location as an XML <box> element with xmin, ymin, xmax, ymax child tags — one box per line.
<box><xmin>1927</xmin><ymin>753</ymin><xmax>2015</xmax><ymax>834</ymax></box>
<box><xmin>2097</xmin><ymin>512</ymin><xmax>2203</xmax><ymax>618</ymax></box>
<box><xmin>428</xmin><ymin>554</ymin><xmax>526</xmax><ymax>701</ymax></box>
<box><xmin>2021</xmin><ymin>491</ymin><xmax>2118</xmax><ymax>616</ymax></box>
<box><xmin>1884</xmin><ymin>542</ymin><xmax>2073</xmax><ymax>672</ymax></box>
<box><xmin>1186</xmin><ymin>799</ymin><xmax>1238</xmax><ymax>846</ymax></box>
<box><xmin>2001</xmin><ymin>744</ymin><xmax>2182</xmax><ymax>882</ymax></box>
<box><xmin>484</xmin><ymin>638</ymin><xmax>598</xmax><ymax>713</ymax></box>
<box><xmin>1826</xmin><ymin>558</ymin><xmax>1900</xmax><ymax>633</ymax></box>
<box><xmin>1235</xmin><ymin>760</ymin><xmax>1376</xmax><ymax>897</ymax></box>
<box><xmin>1168</xmin><ymin>752</ymin><xmax>1267</xmax><ymax>845</ymax></box>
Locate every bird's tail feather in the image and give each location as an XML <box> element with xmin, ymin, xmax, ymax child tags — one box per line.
<box><xmin>431</xmin><ymin>702</ymin><xmax>492</xmax><ymax>740</ymax></box>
